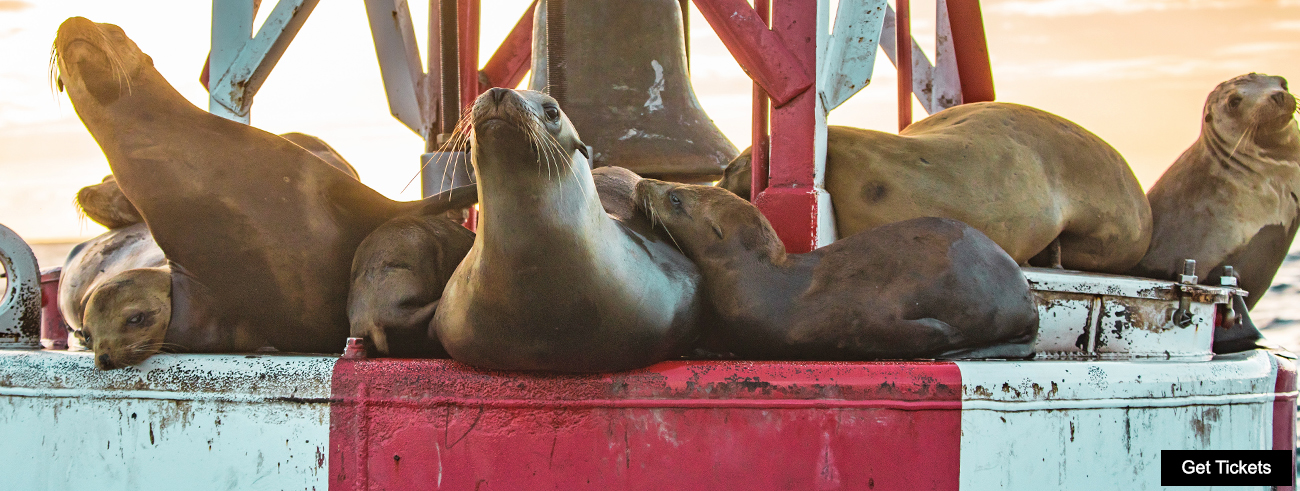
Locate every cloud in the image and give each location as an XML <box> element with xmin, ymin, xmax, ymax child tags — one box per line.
<box><xmin>984</xmin><ymin>0</ymin><xmax>1258</xmax><ymax>17</ymax></box>
<box><xmin>0</xmin><ymin>1</ymin><xmax>32</xmax><ymax>12</ymax></box>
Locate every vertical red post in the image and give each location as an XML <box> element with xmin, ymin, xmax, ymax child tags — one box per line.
<box><xmin>458</xmin><ymin>0</ymin><xmax>481</xmax><ymax>109</ymax></box>
<box><xmin>754</xmin><ymin>0</ymin><xmax>818</xmax><ymax>254</ymax></box>
<box><xmin>458</xmin><ymin>0</ymin><xmax>481</xmax><ymax>230</ymax></box>
<box><xmin>896</xmin><ymin>0</ymin><xmax>912</xmax><ymax>131</ymax></box>
<box><xmin>946</xmin><ymin>0</ymin><xmax>995</xmax><ymax>103</ymax></box>
<box><xmin>750</xmin><ymin>0</ymin><xmax>770</xmax><ymax>201</ymax></box>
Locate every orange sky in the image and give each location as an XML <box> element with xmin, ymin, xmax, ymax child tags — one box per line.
<box><xmin>1</xmin><ymin>0</ymin><xmax>1299</xmax><ymax>245</ymax></box>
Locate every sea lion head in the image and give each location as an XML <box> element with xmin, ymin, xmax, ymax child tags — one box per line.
<box><xmin>81</xmin><ymin>267</ymin><xmax>171</xmax><ymax>370</ymax></box>
<box><xmin>75</xmin><ymin>175</ymin><xmax>143</xmax><ymax>229</ymax></box>
<box><xmin>634</xmin><ymin>179</ymin><xmax>784</xmax><ymax>262</ymax></box>
<box><xmin>1203</xmin><ymin>73</ymin><xmax>1297</xmax><ymax>145</ymax></box>
<box><xmin>52</xmin><ymin>17</ymin><xmax>154</xmax><ymax>108</ymax></box>
<box><xmin>468</xmin><ymin>88</ymin><xmax>590</xmax><ymax>175</ymax></box>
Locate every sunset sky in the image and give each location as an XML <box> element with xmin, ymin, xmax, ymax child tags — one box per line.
<box><xmin>1</xmin><ymin>0</ymin><xmax>1299</xmax><ymax>247</ymax></box>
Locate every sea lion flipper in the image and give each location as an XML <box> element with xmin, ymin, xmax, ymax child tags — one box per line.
<box><xmin>414</xmin><ymin>184</ymin><xmax>480</xmax><ymax>217</ymax></box>
<box><xmin>1212</xmin><ymin>294</ymin><xmax>1277</xmax><ymax>354</ymax></box>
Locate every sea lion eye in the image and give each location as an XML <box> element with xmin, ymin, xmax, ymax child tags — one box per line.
<box><xmin>127</xmin><ymin>313</ymin><xmax>144</xmax><ymax>325</ymax></box>
<box><xmin>544</xmin><ymin>105</ymin><xmax>560</xmax><ymax>121</ymax></box>
<box><xmin>1229</xmin><ymin>95</ymin><xmax>1243</xmax><ymax>108</ymax></box>
<box><xmin>669</xmin><ymin>193</ymin><xmax>682</xmax><ymax>206</ymax></box>
<box><xmin>1282</xmin><ymin>80</ymin><xmax>1290</xmax><ymax>92</ymax></box>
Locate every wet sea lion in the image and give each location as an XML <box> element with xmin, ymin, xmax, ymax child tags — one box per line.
<box><xmin>636</xmin><ymin>180</ymin><xmax>1040</xmax><ymax>360</ymax></box>
<box><xmin>57</xmin><ymin>223</ymin><xmax>170</xmax><ymax>368</ymax></box>
<box><xmin>348</xmin><ymin>215</ymin><xmax>474</xmax><ymax>357</ymax></box>
<box><xmin>1131</xmin><ymin>73</ymin><xmax>1300</xmax><ymax>353</ymax></box>
<box><xmin>53</xmin><ymin>17</ymin><xmax>475</xmax><ymax>357</ymax></box>
<box><xmin>719</xmin><ymin>105</ymin><xmax>1153</xmax><ymax>273</ymax></box>
<box><xmin>431</xmin><ymin>88</ymin><xmax>704</xmax><ymax>372</ymax></box>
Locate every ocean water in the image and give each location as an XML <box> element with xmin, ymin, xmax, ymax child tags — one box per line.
<box><xmin>1252</xmin><ymin>241</ymin><xmax>1300</xmax><ymax>353</ymax></box>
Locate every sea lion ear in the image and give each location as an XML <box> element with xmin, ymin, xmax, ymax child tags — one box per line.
<box><xmin>1204</xmin><ymin>112</ymin><xmax>1213</xmax><ymax>123</ymax></box>
<box><xmin>711</xmin><ymin>221</ymin><xmax>724</xmax><ymax>239</ymax></box>
<box><xmin>576</xmin><ymin>142</ymin><xmax>590</xmax><ymax>160</ymax></box>
<box><xmin>143</xmin><ymin>55</ymin><xmax>154</xmax><ymax>67</ymax></box>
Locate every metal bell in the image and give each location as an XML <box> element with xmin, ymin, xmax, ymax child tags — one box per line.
<box><xmin>530</xmin><ymin>0</ymin><xmax>737</xmax><ymax>182</ymax></box>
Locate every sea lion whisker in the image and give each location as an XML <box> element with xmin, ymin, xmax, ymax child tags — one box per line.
<box><xmin>1227</xmin><ymin>125</ymin><xmax>1253</xmax><ymax>161</ymax></box>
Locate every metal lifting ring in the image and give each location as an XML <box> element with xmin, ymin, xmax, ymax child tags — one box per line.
<box><xmin>0</xmin><ymin>222</ymin><xmax>41</xmax><ymax>348</ymax></box>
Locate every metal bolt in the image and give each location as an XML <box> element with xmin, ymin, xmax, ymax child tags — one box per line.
<box><xmin>342</xmin><ymin>337</ymin><xmax>368</xmax><ymax>360</ymax></box>
<box><xmin>1220</xmin><ymin>265</ymin><xmax>1238</xmax><ymax>287</ymax></box>
<box><xmin>1179</xmin><ymin>259</ymin><xmax>1198</xmax><ymax>285</ymax></box>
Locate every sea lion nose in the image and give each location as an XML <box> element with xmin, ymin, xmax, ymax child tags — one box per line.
<box><xmin>96</xmin><ymin>353</ymin><xmax>115</xmax><ymax>369</ymax></box>
<box><xmin>1271</xmin><ymin>91</ymin><xmax>1290</xmax><ymax>106</ymax></box>
<box><xmin>488</xmin><ymin>87</ymin><xmax>510</xmax><ymax>104</ymax></box>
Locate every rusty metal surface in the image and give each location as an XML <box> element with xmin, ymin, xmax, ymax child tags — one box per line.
<box><xmin>0</xmin><ymin>350</ymin><xmax>334</xmax><ymax>490</ymax></box>
<box><xmin>0</xmin><ymin>223</ymin><xmax>40</xmax><ymax>348</ymax></box>
<box><xmin>1026</xmin><ymin>268</ymin><xmax>1224</xmax><ymax>359</ymax></box>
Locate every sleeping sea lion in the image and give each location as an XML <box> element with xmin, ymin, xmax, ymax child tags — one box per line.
<box><xmin>57</xmin><ymin>223</ymin><xmax>169</xmax><ymax>368</ymax></box>
<box><xmin>53</xmin><ymin>17</ymin><xmax>475</xmax><ymax>358</ymax></box>
<box><xmin>719</xmin><ymin>104</ymin><xmax>1152</xmax><ymax>273</ymax></box>
<box><xmin>1132</xmin><ymin>73</ymin><xmax>1300</xmax><ymax>353</ymax></box>
<box><xmin>430</xmin><ymin>88</ymin><xmax>704</xmax><ymax>372</ymax></box>
<box><xmin>636</xmin><ymin>180</ymin><xmax>1039</xmax><ymax>360</ymax></box>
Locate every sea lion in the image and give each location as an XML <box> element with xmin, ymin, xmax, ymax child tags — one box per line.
<box><xmin>75</xmin><ymin>133</ymin><xmax>359</xmax><ymax>231</ymax></box>
<box><xmin>1131</xmin><ymin>73</ymin><xmax>1300</xmax><ymax>353</ymax></box>
<box><xmin>279</xmin><ymin>132</ymin><xmax>361</xmax><ymax>180</ymax></box>
<box><xmin>75</xmin><ymin>175</ymin><xmax>143</xmax><ymax>229</ymax></box>
<box><xmin>348</xmin><ymin>166</ymin><xmax>655</xmax><ymax>359</ymax></box>
<box><xmin>53</xmin><ymin>17</ymin><xmax>476</xmax><ymax>359</ymax></box>
<box><xmin>431</xmin><ymin>88</ymin><xmax>704</xmax><ymax>372</ymax></box>
<box><xmin>57</xmin><ymin>223</ymin><xmax>170</xmax><ymax>368</ymax></box>
<box><xmin>719</xmin><ymin>105</ymin><xmax>1153</xmax><ymax>273</ymax></box>
<box><xmin>636</xmin><ymin>180</ymin><xmax>1040</xmax><ymax>360</ymax></box>
<box><xmin>348</xmin><ymin>215</ymin><xmax>474</xmax><ymax>357</ymax></box>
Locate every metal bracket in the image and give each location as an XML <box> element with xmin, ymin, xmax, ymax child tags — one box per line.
<box><xmin>1173</xmin><ymin>259</ymin><xmax>1197</xmax><ymax>327</ymax></box>
<box><xmin>208</xmin><ymin>0</ymin><xmax>321</xmax><ymax>123</ymax></box>
<box><xmin>0</xmin><ymin>223</ymin><xmax>41</xmax><ymax>348</ymax></box>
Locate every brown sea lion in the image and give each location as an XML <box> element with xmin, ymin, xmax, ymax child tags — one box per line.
<box><xmin>719</xmin><ymin>104</ymin><xmax>1153</xmax><ymax>273</ymax></box>
<box><xmin>75</xmin><ymin>175</ymin><xmax>143</xmax><ymax>230</ymax></box>
<box><xmin>636</xmin><ymin>180</ymin><xmax>1040</xmax><ymax>360</ymax></box>
<box><xmin>348</xmin><ymin>215</ymin><xmax>474</xmax><ymax>357</ymax></box>
<box><xmin>1131</xmin><ymin>73</ymin><xmax>1300</xmax><ymax>353</ymax></box>
<box><xmin>348</xmin><ymin>166</ymin><xmax>655</xmax><ymax>359</ymax></box>
<box><xmin>75</xmin><ymin>133</ymin><xmax>359</xmax><ymax>231</ymax></box>
<box><xmin>279</xmin><ymin>132</ymin><xmax>361</xmax><ymax>180</ymax></box>
<box><xmin>53</xmin><ymin>17</ymin><xmax>475</xmax><ymax>358</ymax></box>
<box><xmin>431</xmin><ymin>88</ymin><xmax>704</xmax><ymax>372</ymax></box>
<box><xmin>57</xmin><ymin>223</ymin><xmax>170</xmax><ymax>368</ymax></box>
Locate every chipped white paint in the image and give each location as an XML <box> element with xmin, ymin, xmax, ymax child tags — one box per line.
<box><xmin>812</xmin><ymin>0</ymin><xmax>834</xmax><ymax>248</ymax></box>
<box><xmin>818</xmin><ymin>0</ymin><xmax>888</xmax><ymax>111</ymax></box>
<box><xmin>1025</xmin><ymin>267</ymin><xmax>1232</xmax><ymax>359</ymax></box>
<box><xmin>644</xmin><ymin>60</ymin><xmax>666</xmax><ymax>112</ymax></box>
<box><xmin>0</xmin><ymin>223</ymin><xmax>39</xmax><ymax>348</ymax></box>
<box><xmin>957</xmin><ymin>351</ymin><xmax>1282</xmax><ymax>490</ymax></box>
<box><xmin>930</xmin><ymin>0</ymin><xmax>963</xmax><ymax>111</ymax></box>
<box><xmin>209</xmin><ymin>0</ymin><xmax>321</xmax><ymax>123</ymax></box>
<box><xmin>0</xmin><ymin>351</ymin><xmax>334</xmax><ymax>491</ymax></box>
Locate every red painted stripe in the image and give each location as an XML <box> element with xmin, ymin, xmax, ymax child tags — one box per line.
<box><xmin>330</xmin><ymin>359</ymin><xmax>962</xmax><ymax>490</ymax></box>
<box><xmin>1274</xmin><ymin>353</ymin><xmax>1297</xmax><ymax>490</ymax></box>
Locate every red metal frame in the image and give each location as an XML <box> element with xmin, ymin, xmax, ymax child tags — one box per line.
<box><xmin>897</xmin><ymin>0</ymin><xmax>913</xmax><ymax>130</ymax></box>
<box><xmin>461</xmin><ymin>0</ymin><xmax>994</xmax><ymax>251</ymax></box>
